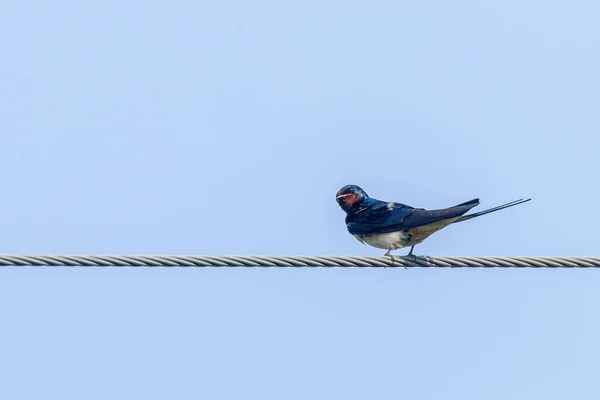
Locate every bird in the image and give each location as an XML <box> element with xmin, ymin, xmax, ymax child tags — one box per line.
<box><xmin>335</xmin><ymin>184</ymin><xmax>531</xmax><ymax>261</ymax></box>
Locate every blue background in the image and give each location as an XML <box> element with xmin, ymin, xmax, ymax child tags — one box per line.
<box><xmin>1</xmin><ymin>1</ymin><xmax>599</xmax><ymax>398</ymax></box>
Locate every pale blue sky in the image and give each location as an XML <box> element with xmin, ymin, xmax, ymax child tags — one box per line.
<box><xmin>1</xmin><ymin>1</ymin><xmax>599</xmax><ymax>399</ymax></box>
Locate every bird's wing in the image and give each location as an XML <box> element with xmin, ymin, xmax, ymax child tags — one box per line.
<box><xmin>346</xmin><ymin>201</ymin><xmax>415</xmax><ymax>235</ymax></box>
<box><xmin>347</xmin><ymin>198</ymin><xmax>480</xmax><ymax>235</ymax></box>
<box><xmin>399</xmin><ymin>199</ymin><xmax>480</xmax><ymax>230</ymax></box>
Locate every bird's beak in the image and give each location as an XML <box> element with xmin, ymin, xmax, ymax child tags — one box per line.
<box><xmin>336</xmin><ymin>193</ymin><xmax>350</xmax><ymax>199</ymax></box>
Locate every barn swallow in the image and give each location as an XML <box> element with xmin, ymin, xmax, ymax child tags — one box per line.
<box><xmin>336</xmin><ymin>185</ymin><xmax>530</xmax><ymax>261</ymax></box>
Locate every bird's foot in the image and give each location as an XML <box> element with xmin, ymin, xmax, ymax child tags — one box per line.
<box><xmin>383</xmin><ymin>250</ymin><xmax>409</xmax><ymax>269</ymax></box>
<box><xmin>405</xmin><ymin>251</ymin><xmax>434</xmax><ymax>267</ymax></box>
<box><xmin>383</xmin><ymin>249</ymin><xmax>395</xmax><ymax>268</ymax></box>
<box><xmin>401</xmin><ymin>246</ymin><xmax>417</xmax><ymax>268</ymax></box>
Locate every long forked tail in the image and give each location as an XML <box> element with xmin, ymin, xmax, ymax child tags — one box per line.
<box><xmin>453</xmin><ymin>198</ymin><xmax>531</xmax><ymax>223</ymax></box>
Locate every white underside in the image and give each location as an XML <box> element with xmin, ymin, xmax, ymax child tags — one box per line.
<box><xmin>353</xmin><ymin>218</ymin><xmax>461</xmax><ymax>251</ymax></box>
<box><xmin>354</xmin><ymin>231</ymin><xmax>410</xmax><ymax>250</ymax></box>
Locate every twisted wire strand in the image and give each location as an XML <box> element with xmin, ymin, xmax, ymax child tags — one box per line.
<box><xmin>0</xmin><ymin>255</ymin><xmax>598</xmax><ymax>268</ymax></box>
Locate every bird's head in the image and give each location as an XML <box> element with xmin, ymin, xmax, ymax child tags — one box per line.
<box><xmin>336</xmin><ymin>185</ymin><xmax>368</xmax><ymax>212</ymax></box>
